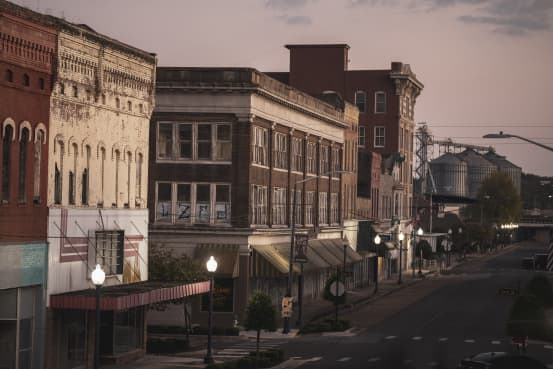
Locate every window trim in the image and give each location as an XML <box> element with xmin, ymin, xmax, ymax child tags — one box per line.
<box><xmin>354</xmin><ymin>90</ymin><xmax>366</xmax><ymax>113</ymax></box>
<box><xmin>358</xmin><ymin>126</ymin><xmax>366</xmax><ymax>147</ymax></box>
<box><xmin>374</xmin><ymin>126</ymin><xmax>385</xmax><ymax>148</ymax></box>
<box><xmin>375</xmin><ymin>91</ymin><xmax>386</xmax><ymax>114</ymax></box>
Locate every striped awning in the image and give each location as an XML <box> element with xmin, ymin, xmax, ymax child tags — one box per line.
<box><xmin>49</xmin><ymin>281</ymin><xmax>210</xmax><ymax>311</ymax></box>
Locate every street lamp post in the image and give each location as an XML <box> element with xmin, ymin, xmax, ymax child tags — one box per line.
<box><xmin>205</xmin><ymin>256</ymin><xmax>218</xmax><ymax>364</ymax></box>
<box><xmin>91</xmin><ymin>264</ymin><xmax>105</xmax><ymax>369</ymax></box>
<box><xmin>417</xmin><ymin>227</ymin><xmax>423</xmax><ymax>276</ymax></box>
<box><xmin>483</xmin><ymin>132</ymin><xmax>553</xmax><ymax>153</ymax></box>
<box><xmin>284</xmin><ymin>170</ymin><xmax>350</xmax><ymax>334</ymax></box>
<box><xmin>398</xmin><ymin>232</ymin><xmax>404</xmax><ymax>284</ymax></box>
<box><xmin>447</xmin><ymin>228</ymin><xmax>452</xmax><ymax>267</ymax></box>
<box><xmin>458</xmin><ymin>227</ymin><xmax>464</xmax><ymax>259</ymax></box>
<box><xmin>373</xmin><ymin>234</ymin><xmax>381</xmax><ymax>293</ymax></box>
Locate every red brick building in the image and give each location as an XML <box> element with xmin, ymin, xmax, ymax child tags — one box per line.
<box><xmin>267</xmin><ymin>44</ymin><xmax>423</xmax><ymax>224</ymax></box>
<box><xmin>0</xmin><ymin>9</ymin><xmax>55</xmax><ymax>242</ymax></box>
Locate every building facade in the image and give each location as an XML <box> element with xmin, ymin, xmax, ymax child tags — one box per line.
<box><xmin>149</xmin><ymin>67</ymin><xmax>367</xmax><ymax>327</ymax></box>
<box><xmin>0</xmin><ymin>5</ymin><xmax>56</xmax><ymax>369</ymax></box>
<box><xmin>267</xmin><ymin>44</ymin><xmax>423</xmax><ymax>278</ymax></box>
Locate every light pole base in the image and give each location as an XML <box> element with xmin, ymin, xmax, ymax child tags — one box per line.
<box><xmin>204</xmin><ymin>355</ymin><xmax>214</xmax><ymax>364</ymax></box>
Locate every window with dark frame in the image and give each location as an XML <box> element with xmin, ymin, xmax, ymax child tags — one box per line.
<box><xmin>23</xmin><ymin>74</ymin><xmax>30</xmax><ymax>87</ymax></box>
<box><xmin>18</xmin><ymin>128</ymin><xmax>29</xmax><ymax>202</ymax></box>
<box><xmin>215</xmin><ymin>184</ymin><xmax>230</xmax><ymax>223</ymax></box>
<box><xmin>156</xmin><ymin>182</ymin><xmax>172</xmax><ymax>222</ymax></box>
<box><xmin>196</xmin><ymin>184</ymin><xmax>211</xmax><ymax>223</ymax></box>
<box><xmin>158</xmin><ymin>123</ymin><xmax>173</xmax><ymax>159</ymax></box>
<box><xmin>54</xmin><ymin>163</ymin><xmax>61</xmax><ymax>204</ymax></box>
<box><xmin>95</xmin><ymin>230</ymin><xmax>124</xmax><ymax>275</ymax></box>
<box><xmin>354</xmin><ymin>91</ymin><xmax>366</xmax><ymax>113</ymax></box>
<box><xmin>273</xmin><ymin>132</ymin><xmax>288</xmax><ymax>169</ymax></box>
<box><xmin>375</xmin><ymin>92</ymin><xmax>386</xmax><ymax>113</ymax></box>
<box><xmin>374</xmin><ymin>126</ymin><xmax>385</xmax><ymax>148</ymax></box>
<box><xmin>291</xmin><ymin>137</ymin><xmax>304</xmax><ymax>172</ymax></box>
<box><xmin>197</xmin><ymin>124</ymin><xmax>212</xmax><ymax>160</ymax></box>
<box><xmin>176</xmin><ymin>183</ymin><xmax>191</xmax><ymax>223</ymax></box>
<box><xmin>2</xmin><ymin>125</ymin><xmax>12</xmax><ymax>202</ymax></box>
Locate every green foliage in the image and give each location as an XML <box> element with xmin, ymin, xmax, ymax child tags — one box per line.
<box><xmin>148</xmin><ymin>244</ymin><xmax>207</xmax><ymax>282</ymax></box>
<box><xmin>299</xmin><ymin>318</ymin><xmax>351</xmax><ymax>334</ymax></box>
<box><xmin>323</xmin><ymin>273</ymin><xmax>346</xmax><ymax>305</ymax></box>
<box><xmin>526</xmin><ymin>274</ymin><xmax>553</xmax><ymax>308</ymax></box>
<box><xmin>244</xmin><ymin>291</ymin><xmax>277</xmax><ymax>333</ymax></box>
<box><xmin>506</xmin><ymin>294</ymin><xmax>547</xmax><ymax>339</ymax></box>
<box><xmin>477</xmin><ymin>172</ymin><xmax>522</xmax><ymax>225</ymax></box>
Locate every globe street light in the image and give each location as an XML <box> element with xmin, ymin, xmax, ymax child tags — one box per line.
<box><xmin>447</xmin><ymin>228</ymin><xmax>453</xmax><ymax>267</ymax></box>
<box><xmin>417</xmin><ymin>227</ymin><xmax>424</xmax><ymax>276</ymax></box>
<box><xmin>373</xmin><ymin>234</ymin><xmax>381</xmax><ymax>293</ymax></box>
<box><xmin>398</xmin><ymin>232</ymin><xmax>405</xmax><ymax>284</ymax></box>
<box><xmin>91</xmin><ymin>264</ymin><xmax>105</xmax><ymax>369</ymax></box>
<box><xmin>205</xmin><ymin>256</ymin><xmax>218</xmax><ymax>364</ymax></box>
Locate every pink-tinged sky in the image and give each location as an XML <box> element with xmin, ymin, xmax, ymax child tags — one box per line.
<box><xmin>13</xmin><ymin>0</ymin><xmax>553</xmax><ymax>177</ymax></box>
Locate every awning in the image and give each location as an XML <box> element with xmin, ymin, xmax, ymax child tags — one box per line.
<box><xmin>251</xmin><ymin>244</ymin><xmax>300</xmax><ymax>274</ymax></box>
<box><xmin>194</xmin><ymin>244</ymin><xmax>239</xmax><ymax>277</ymax></box>
<box><xmin>313</xmin><ymin>239</ymin><xmax>363</xmax><ymax>265</ymax></box>
<box><xmin>49</xmin><ymin>281</ymin><xmax>210</xmax><ymax>311</ymax></box>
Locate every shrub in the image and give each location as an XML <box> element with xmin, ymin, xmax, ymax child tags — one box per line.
<box><xmin>299</xmin><ymin>318</ymin><xmax>351</xmax><ymax>334</ymax></box>
<box><xmin>526</xmin><ymin>274</ymin><xmax>553</xmax><ymax>308</ymax></box>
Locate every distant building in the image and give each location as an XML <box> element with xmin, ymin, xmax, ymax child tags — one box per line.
<box><xmin>149</xmin><ymin>67</ymin><xmax>367</xmax><ymax>327</ymax></box>
<box><xmin>484</xmin><ymin>150</ymin><xmax>521</xmax><ymax>194</ymax></box>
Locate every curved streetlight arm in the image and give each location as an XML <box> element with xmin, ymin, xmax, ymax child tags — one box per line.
<box><xmin>483</xmin><ymin>133</ymin><xmax>553</xmax><ymax>153</ymax></box>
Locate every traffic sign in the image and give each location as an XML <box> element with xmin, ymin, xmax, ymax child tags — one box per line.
<box><xmin>329</xmin><ymin>281</ymin><xmax>345</xmax><ymax>297</ymax></box>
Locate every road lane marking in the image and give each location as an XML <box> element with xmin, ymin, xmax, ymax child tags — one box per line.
<box><xmin>544</xmin><ymin>345</ymin><xmax>553</xmax><ymax>350</ymax></box>
<box><xmin>404</xmin><ymin>359</ymin><xmax>414</xmax><ymax>365</ymax></box>
<box><xmin>491</xmin><ymin>340</ymin><xmax>501</xmax><ymax>345</ymax></box>
<box><xmin>337</xmin><ymin>357</ymin><xmax>351</xmax><ymax>362</ymax></box>
<box><xmin>427</xmin><ymin>362</ymin><xmax>438</xmax><ymax>367</ymax></box>
<box><xmin>439</xmin><ymin>337</ymin><xmax>448</xmax><ymax>342</ymax></box>
<box><xmin>412</xmin><ymin>336</ymin><xmax>423</xmax><ymax>341</ymax></box>
<box><xmin>290</xmin><ymin>357</ymin><xmax>302</xmax><ymax>360</ymax></box>
<box><xmin>464</xmin><ymin>339</ymin><xmax>475</xmax><ymax>343</ymax></box>
<box><xmin>368</xmin><ymin>357</ymin><xmax>381</xmax><ymax>363</ymax></box>
<box><xmin>385</xmin><ymin>335</ymin><xmax>397</xmax><ymax>340</ymax></box>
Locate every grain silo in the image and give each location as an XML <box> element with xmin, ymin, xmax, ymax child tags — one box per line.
<box><xmin>430</xmin><ymin>153</ymin><xmax>468</xmax><ymax>198</ymax></box>
<box><xmin>456</xmin><ymin>149</ymin><xmax>498</xmax><ymax>199</ymax></box>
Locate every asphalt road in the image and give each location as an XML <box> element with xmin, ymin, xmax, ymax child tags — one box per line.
<box><xmin>281</xmin><ymin>241</ymin><xmax>553</xmax><ymax>369</ymax></box>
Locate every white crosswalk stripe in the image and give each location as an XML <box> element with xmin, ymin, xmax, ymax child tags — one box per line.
<box><xmin>337</xmin><ymin>357</ymin><xmax>351</xmax><ymax>362</ymax></box>
<box><xmin>214</xmin><ymin>339</ymin><xmax>285</xmax><ymax>359</ymax></box>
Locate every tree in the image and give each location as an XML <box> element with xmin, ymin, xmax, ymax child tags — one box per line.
<box><xmin>526</xmin><ymin>274</ymin><xmax>553</xmax><ymax>308</ymax></box>
<box><xmin>148</xmin><ymin>244</ymin><xmax>207</xmax><ymax>345</ymax></box>
<box><xmin>470</xmin><ymin>172</ymin><xmax>522</xmax><ymax>225</ymax></box>
<box><xmin>244</xmin><ymin>291</ymin><xmax>277</xmax><ymax>359</ymax></box>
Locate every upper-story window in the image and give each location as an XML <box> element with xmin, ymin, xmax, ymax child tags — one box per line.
<box><xmin>23</xmin><ymin>74</ymin><xmax>30</xmax><ymax>87</ymax></box>
<box><xmin>375</xmin><ymin>92</ymin><xmax>386</xmax><ymax>113</ymax></box>
<box><xmin>2</xmin><ymin>125</ymin><xmax>14</xmax><ymax>202</ymax></box>
<box><xmin>252</xmin><ymin>126</ymin><xmax>268</xmax><ymax>166</ymax></box>
<box><xmin>320</xmin><ymin>145</ymin><xmax>329</xmax><ymax>175</ymax></box>
<box><xmin>115</xmin><ymin>98</ymin><xmax>120</xmax><ymax>109</ymax></box>
<box><xmin>59</xmin><ymin>83</ymin><xmax>65</xmax><ymax>95</ymax></box>
<box><xmin>251</xmin><ymin>184</ymin><xmax>267</xmax><ymax>225</ymax></box>
<box><xmin>272</xmin><ymin>187</ymin><xmax>287</xmax><ymax>225</ymax></box>
<box><xmin>39</xmin><ymin>78</ymin><xmax>45</xmax><ymax>90</ymax></box>
<box><xmin>5</xmin><ymin>69</ymin><xmax>13</xmax><ymax>82</ymax></box>
<box><xmin>72</xmin><ymin>85</ymin><xmax>78</xmax><ymax>98</ymax></box>
<box><xmin>157</xmin><ymin>122</ymin><xmax>232</xmax><ymax>162</ymax></box>
<box><xmin>354</xmin><ymin>91</ymin><xmax>366</xmax><ymax>113</ymax></box>
<box><xmin>358</xmin><ymin>126</ymin><xmax>366</xmax><ymax>147</ymax></box>
<box><xmin>95</xmin><ymin>230</ymin><xmax>124</xmax><ymax>276</ymax></box>
<box><xmin>332</xmin><ymin>147</ymin><xmax>341</xmax><ymax>173</ymax></box>
<box><xmin>127</xmin><ymin>101</ymin><xmax>132</xmax><ymax>111</ymax></box>
<box><xmin>374</xmin><ymin>126</ymin><xmax>385</xmax><ymax>148</ymax></box>
<box><xmin>291</xmin><ymin>137</ymin><xmax>303</xmax><ymax>172</ymax></box>
<box><xmin>273</xmin><ymin>132</ymin><xmax>288</xmax><ymax>169</ymax></box>
<box><xmin>306</xmin><ymin>142</ymin><xmax>317</xmax><ymax>174</ymax></box>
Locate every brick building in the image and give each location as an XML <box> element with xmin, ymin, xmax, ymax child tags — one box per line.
<box><xmin>267</xmin><ymin>44</ymin><xmax>423</xmax><ymax>275</ymax></box>
<box><xmin>149</xmin><ymin>67</ymin><xmax>368</xmax><ymax>327</ymax></box>
<box><xmin>0</xmin><ymin>6</ymin><xmax>56</xmax><ymax>369</ymax></box>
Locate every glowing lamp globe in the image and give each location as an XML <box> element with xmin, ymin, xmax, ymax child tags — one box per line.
<box><xmin>374</xmin><ymin>234</ymin><xmax>381</xmax><ymax>245</ymax></box>
<box><xmin>206</xmin><ymin>256</ymin><xmax>218</xmax><ymax>273</ymax></box>
<box><xmin>91</xmin><ymin>264</ymin><xmax>105</xmax><ymax>286</ymax></box>
<box><xmin>417</xmin><ymin>228</ymin><xmax>424</xmax><ymax>236</ymax></box>
<box><xmin>398</xmin><ymin>232</ymin><xmax>405</xmax><ymax>241</ymax></box>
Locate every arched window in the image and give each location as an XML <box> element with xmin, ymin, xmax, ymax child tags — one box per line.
<box><xmin>127</xmin><ymin>101</ymin><xmax>132</xmax><ymax>111</ymax></box>
<box><xmin>23</xmin><ymin>74</ymin><xmax>30</xmax><ymax>87</ymax></box>
<box><xmin>72</xmin><ymin>85</ymin><xmax>78</xmax><ymax>98</ymax></box>
<box><xmin>2</xmin><ymin>125</ymin><xmax>13</xmax><ymax>202</ymax></box>
<box><xmin>5</xmin><ymin>69</ymin><xmax>13</xmax><ymax>82</ymax></box>
<box><xmin>54</xmin><ymin>163</ymin><xmax>61</xmax><ymax>204</ymax></box>
<box><xmin>126</xmin><ymin>152</ymin><xmax>132</xmax><ymax>206</ymax></box>
<box><xmin>69</xmin><ymin>144</ymin><xmax>77</xmax><ymax>205</ymax></box>
<box><xmin>82</xmin><ymin>146</ymin><xmax>90</xmax><ymax>205</ymax></box>
<box><xmin>100</xmin><ymin>147</ymin><xmax>106</xmax><ymax>206</ymax></box>
<box><xmin>115</xmin><ymin>98</ymin><xmax>120</xmax><ymax>109</ymax></box>
<box><xmin>33</xmin><ymin>130</ymin><xmax>44</xmax><ymax>203</ymax></box>
<box><xmin>39</xmin><ymin>78</ymin><xmax>45</xmax><ymax>90</ymax></box>
<box><xmin>114</xmin><ymin>150</ymin><xmax>121</xmax><ymax>207</ymax></box>
<box><xmin>136</xmin><ymin>153</ymin><xmax>143</xmax><ymax>205</ymax></box>
<box><xmin>60</xmin><ymin>83</ymin><xmax>65</xmax><ymax>95</ymax></box>
<box><xmin>18</xmin><ymin>128</ymin><xmax>30</xmax><ymax>202</ymax></box>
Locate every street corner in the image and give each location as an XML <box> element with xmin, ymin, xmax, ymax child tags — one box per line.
<box><xmin>240</xmin><ymin>329</ymin><xmax>300</xmax><ymax>340</ymax></box>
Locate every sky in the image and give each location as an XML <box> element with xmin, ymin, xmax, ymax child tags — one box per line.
<box><xmin>13</xmin><ymin>0</ymin><xmax>553</xmax><ymax>177</ymax></box>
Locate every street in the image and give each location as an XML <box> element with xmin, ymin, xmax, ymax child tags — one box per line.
<box><xmin>280</xmin><ymin>241</ymin><xmax>553</xmax><ymax>369</ymax></box>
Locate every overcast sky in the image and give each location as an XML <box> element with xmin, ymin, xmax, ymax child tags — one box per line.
<box><xmin>14</xmin><ymin>0</ymin><xmax>553</xmax><ymax>177</ymax></box>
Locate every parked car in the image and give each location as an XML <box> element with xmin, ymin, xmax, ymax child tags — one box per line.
<box><xmin>534</xmin><ymin>254</ymin><xmax>548</xmax><ymax>270</ymax></box>
<box><xmin>522</xmin><ymin>257</ymin><xmax>535</xmax><ymax>269</ymax></box>
<box><xmin>458</xmin><ymin>352</ymin><xmax>546</xmax><ymax>369</ymax></box>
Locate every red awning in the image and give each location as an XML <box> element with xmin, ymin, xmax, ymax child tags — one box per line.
<box><xmin>49</xmin><ymin>281</ymin><xmax>210</xmax><ymax>311</ymax></box>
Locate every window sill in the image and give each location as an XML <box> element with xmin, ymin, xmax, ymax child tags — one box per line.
<box><xmin>251</xmin><ymin>163</ymin><xmax>269</xmax><ymax>169</ymax></box>
<box><xmin>156</xmin><ymin>158</ymin><xmax>232</xmax><ymax>165</ymax></box>
<box><xmin>273</xmin><ymin>167</ymin><xmax>288</xmax><ymax>173</ymax></box>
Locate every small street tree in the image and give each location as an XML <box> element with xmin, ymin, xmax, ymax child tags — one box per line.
<box><xmin>244</xmin><ymin>291</ymin><xmax>277</xmax><ymax>358</ymax></box>
<box><xmin>148</xmin><ymin>244</ymin><xmax>207</xmax><ymax>345</ymax></box>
